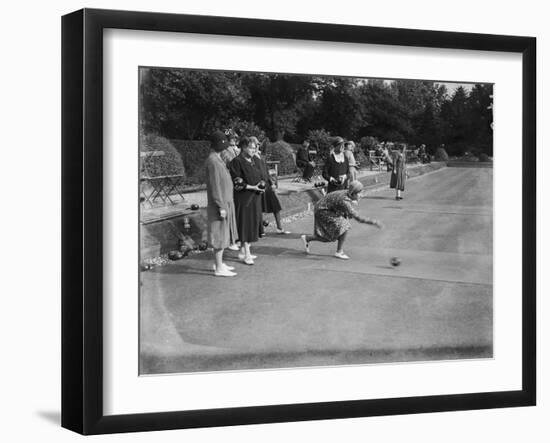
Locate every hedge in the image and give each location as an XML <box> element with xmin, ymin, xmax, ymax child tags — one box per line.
<box><xmin>141</xmin><ymin>135</ymin><xmax>185</xmax><ymax>178</ymax></box>
<box><xmin>171</xmin><ymin>139</ymin><xmax>211</xmax><ymax>185</ymax></box>
<box><xmin>265</xmin><ymin>140</ymin><xmax>297</xmax><ymax>175</ymax></box>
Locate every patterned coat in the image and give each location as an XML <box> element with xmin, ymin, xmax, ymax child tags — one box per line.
<box><xmin>313</xmin><ymin>190</ymin><xmax>372</xmax><ymax>242</ymax></box>
<box><xmin>204</xmin><ymin>152</ymin><xmax>237</xmax><ymax>249</ymax></box>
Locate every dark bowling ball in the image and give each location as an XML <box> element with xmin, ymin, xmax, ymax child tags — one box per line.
<box><xmin>168</xmin><ymin>250</ymin><xmax>184</xmax><ymax>261</ymax></box>
<box><xmin>198</xmin><ymin>241</ymin><xmax>208</xmax><ymax>251</ymax></box>
<box><xmin>390</xmin><ymin>257</ymin><xmax>402</xmax><ymax>267</ymax></box>
<box><xmin>233</xmin><ymin>177</ymin><xmax>245</xmax><ymax>191</ymax></box>
<box><xmin>257</xmin><ymin>180</ymin><xmax>266</xmax><ymax>190</ymax></box>
<box><xmin>262</xmin><ymin>220</ymin><xmax>270</xmax><ymax>227</ymax></box>
<box><xmin>190</xmin><ymin>204</ymin><xmax>199</xmax><ymax>210</ymax></box>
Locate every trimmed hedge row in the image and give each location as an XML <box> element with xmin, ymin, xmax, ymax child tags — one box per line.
<box><xmin>170</xmin><ymin>139</ymin><xmax>211</xmax><ymax>185</ymax></box>
<box><xmin>265</xmin><ymin>140</ymin><xmax>297</xmax><ymax>176</ymax></box>
<box><xmin>141</xmin><ymin>135</ymin><xmax>185</xmax><ymax>178</ymax></box>
<box><xmin>166</xmin><ymin>138</ymin><xmax>302</xmax><ymax>184</ymax></box>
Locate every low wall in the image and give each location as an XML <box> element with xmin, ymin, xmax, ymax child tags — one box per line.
<box><xmin>140</xmin><ymin>162</ymin><xmax>446</xmax><ymax>259</ymax></box>
<box><xmin>447</xmin><ymin>160</ymin><xmax>493</xmax><ymax>168</ymax></box>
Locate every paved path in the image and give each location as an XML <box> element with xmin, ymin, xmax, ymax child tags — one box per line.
<box><xmin>140</xmin><ymin>167</ymin><xmax>493</xmax><ymax>374</ymax></box>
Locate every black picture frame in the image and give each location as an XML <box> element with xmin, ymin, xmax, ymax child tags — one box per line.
<box><xmin>62</xmin><ymin>8</ymin><xmax>536</xmax><ymax>435</ymax></box>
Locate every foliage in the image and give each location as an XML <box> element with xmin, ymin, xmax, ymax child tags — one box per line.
<box><xmin>359</xmin><ymin>136</ymin><xmax>379</xmax><ymax>153</ymax></box>
<box><xmin>244</xmin><ymin>73</ymin><xmax>316</xmax><ymax>141</ymax></box>
<box><xmin>140</xmin><ymin>68</ymin><xmax>494</xmax><ymax>162</ymax></box>
<box><xmin>306</xmin><ymin>129</ymin><xmax>333</xmax><ymax>159</ymax></box>
<box><xmin>354</xmin><ymin>149</ymin><xmax>369</xmax><ymax>168</ymax></box>
<box><xmin>140</xmin><ymin>134</ymin><xmax>185</xmax><ymax>178</ymax></box>
<box><xmin>140</xmin><ymin>69</ymin><xmax>250</xmax><ymax>140</ymax></box>
<box><xmin>224</xmin><ymin>118</ymin><xmax>266</xmax><ymax>141</ymax></box>
<box><xmin>265</xmin><ymin>140</ymin><xmax>297</xmax><ymax>175</ymax></box>
<box><xmin>434</xmin><ymin>146</ymin><xmax>449</xmax><ymax>162</ymax></box>
<box><xmin>170</xmin><ymin>139</ymin><xmax>210</xmax><ymax>184</ymax></box>
<box><xmin>478</xmin><ymin>153</ymin><xmax>490</xmax><ymax>162</ymax></box>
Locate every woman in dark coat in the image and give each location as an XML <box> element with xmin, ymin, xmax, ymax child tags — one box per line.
<box><xmin>390</xmin><ymin>144</ymin><xmax>407</xmax><ymax>200</ymax></box>
<box><xmin>229</xmin><ymin>137</ymin><xmax>264</xmax><ymax>265</ymax></box>
<box><xmin>323</xmin><ymin>136</ymin><xmax>349</xmax><ymax>193</ymax></box>
<box><xmin>296</xmin><ymin>139</ymin><xmax>315</xmax><ymax>181</ymax></box>
<box><xmin>250</xmin><ymin>137</ymin><xmax>290</xmax><ymax>236</ymax></box>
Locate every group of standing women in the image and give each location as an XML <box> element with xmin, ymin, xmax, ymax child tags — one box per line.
<box><xmin>205</xmin><ymin>131</ymin><xmax>289</xmax><ymax>277</ymax></box>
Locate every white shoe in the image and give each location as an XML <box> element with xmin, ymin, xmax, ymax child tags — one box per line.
<box><xmin>238</xmin><ymin>253</ymin><xmax>257</xmax><ymax>260</ymax></box>
<box><xmin>212</xmin><ymin>263</ymin><xmax>235</xmax><ymax>272</ymax></box>
<box><xmin>227</xmin><ymin>244</ymin><xmax>240</xmax><ymax>251</ymax></box>
<box><xmin>301</xmin><ymin>235</ymin><xmax>310</xmax><ymax>254</ymax></box>
<box><xmin>242</xmin><ymin>257</ymin><xmax>255</xmax><ymax>265</ymax></box>
<box><xmin>334</xmin><ymin>251</ymin><xmax>350</xmax><ymax>260</ymax></box>
<box><xmin>214</xmin><ymin>268</ymin><xmax>237</xmax><ymax>277</ymax></box>
<box><xmin>277</xmin><ymin>229</ymin><xmax>291</xmax><ymax>234</ymax></box>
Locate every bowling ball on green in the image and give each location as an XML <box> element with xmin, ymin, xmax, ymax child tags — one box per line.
<box><xmin>190</xmin><ymin>204</ymin><xmax>199</xmax><ymax>210</ymax></box>
<box><xmin>390</xmin><ymin>257</ymin><xmax>401</xmax><ymax>267</ymax></box>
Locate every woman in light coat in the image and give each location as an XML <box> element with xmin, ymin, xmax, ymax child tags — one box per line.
<box><xmin>205</xmin><ymin>131</ymin><xmax>238</xmax><ymax>276</ymax></box>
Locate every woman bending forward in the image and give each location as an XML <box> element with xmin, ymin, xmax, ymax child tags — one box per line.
<box><xmin>301</xmin><ymin>181</ymin><xmax>382</xmax><ymax>260</ymax></box>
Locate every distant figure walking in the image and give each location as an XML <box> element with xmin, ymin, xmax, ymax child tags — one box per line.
<box><xmin>205</xmin><ymin>131</ymin><xmax>238</xmax><ymax>277</ymax></box>
<box><xmin>323</xmin><ymin>136</ymin><xmax>349</xmax><ymax>193</ymax></box>
<box><xmin>300</xmin><ymin>181</ymin><xmax>382</xmax><ymax>260</ymax></box>
<box><xmin>390</xmin><ymin>144</ymin><xmax>407</xmax><ymax>200</ymax></box>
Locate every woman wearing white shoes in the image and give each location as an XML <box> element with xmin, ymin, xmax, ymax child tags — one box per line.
<box><xmin>301</xmin><ymin>181</ymin><xmax>382</xmax><ymax>259</ymax></box>
<box><xmin>205</xmin><ymin>131</ymin><xmax>239</xmax><ymax>277</ymax></box>
<box><xmin>229</xmin><ymin>137</ymin><xmax>265</xmax><ymax>265</ymax></box>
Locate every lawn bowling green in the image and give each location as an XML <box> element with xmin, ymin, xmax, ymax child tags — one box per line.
<box><xmin>140</xmin><ymin>166</ymin><xmax>492</xmax><ymax>374</ymax></box>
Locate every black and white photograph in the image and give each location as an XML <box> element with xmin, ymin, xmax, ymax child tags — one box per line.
<box><xmin>139</xmin><ymin>67</ymin><xmax>494</xmax><ymax>375</ymax></box>
<box><xmin>2</xmin><ymin>0</ymin><xmax>545</xmax><ymax>440</ymax></box>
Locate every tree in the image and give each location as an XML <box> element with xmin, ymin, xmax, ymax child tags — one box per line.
<box><xmin>140</xmin><ymin>68</ymin><xmax>250</xmax><ymax>139</ymax></box>
<box><xmin>243</xmin><ymin>73</ymin><xmax>316</xmax><ymax>141</ymax></box>
<box><xmin>359</xmin><ymin>80</ymin><xmax>412</xmax><ymax>141</ymax></box>
<box><xmin>466</xmin><ymin>84</ymin><xmax>494</xmax><ymax>155</ymax></box>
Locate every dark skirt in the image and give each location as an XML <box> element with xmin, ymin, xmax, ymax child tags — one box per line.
<box><xmin>390</xmin><ymin>168</ymin><xmax>405</xmax><ymax>191</ymax></box>
<box><xmin>234</xmin><ymin>190</ymin><xmax>262</xmax><ymax>243</ymax></box>
<box><xmin>327</xmin><ymin>181</ymin><xmax>347</xmax><ymax>194</ymax></box>
<box><xmin>262</xmin><ymin>187</ymin><xmax>282</xmax><ymax>213</ymax></box>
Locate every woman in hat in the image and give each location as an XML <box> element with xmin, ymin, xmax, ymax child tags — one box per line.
<box><xmin>229</xmin><ymin>137</ymin><xmax>264</xmax><ymax>265</ymax></box>
<box><xmin>300</xmin><ymin>181</ymin><xmax>383</xmax><ymax>260</ymax></box>
<box><xmin>205</xmin><ymin>131</ymin><xmax>239</xmax><ymax>277</ymax></box>
<box><xmin>390</xmin><ymin>144</ymin><xmax>407</xmax><ymax>200</ymax></box>
<box><xmin>250</xmin><ymin>136</ymin><xmax>290</xmax><ymax>236</ymax></box>
<box><xmin>323</xmin><ymin>136</ymin><xmax>349</xmax><ymax>193</ymax></box>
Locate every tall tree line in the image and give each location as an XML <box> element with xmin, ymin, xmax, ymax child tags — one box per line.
<box><xmin>140</xmin><ymin>68</ymin><xmax>493</xmax><ymax>155</ymax></box>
